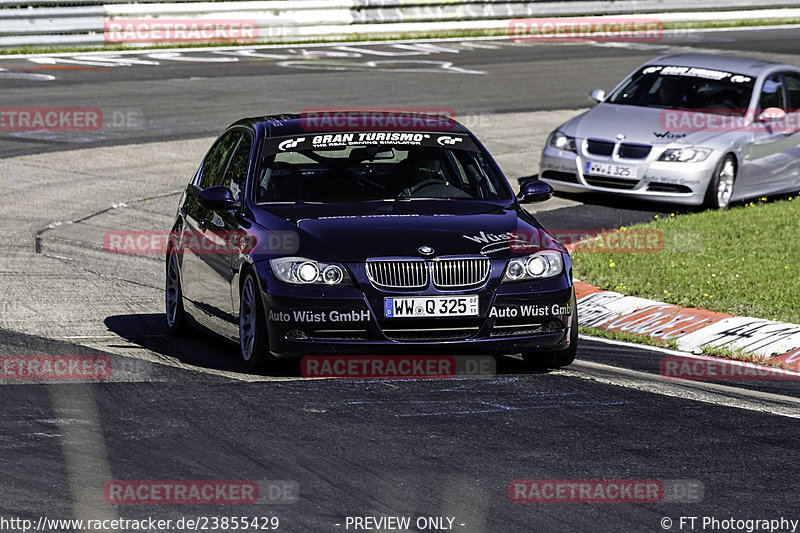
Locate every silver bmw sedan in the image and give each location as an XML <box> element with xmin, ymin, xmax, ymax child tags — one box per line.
<box><xmin>540</xmin><ymin>54</ymin><xmax>800</xmax><ymax>208</ymax></box>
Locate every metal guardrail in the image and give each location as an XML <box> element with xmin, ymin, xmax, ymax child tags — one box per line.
<box><xmin>1</xmin><ymin>0</ymin><xmax>798</xmax><ymax>49</ymax></box>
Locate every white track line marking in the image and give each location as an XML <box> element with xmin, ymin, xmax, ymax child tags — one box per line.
<box><xmin>0</xmin><ymin>25</ymin><xmax>797</xmax><ymax>60</ymax></box>
<box><xmin>564</xmin><ymin>358</ymin><xmax>800</xmax><ymax>419</ymax></box>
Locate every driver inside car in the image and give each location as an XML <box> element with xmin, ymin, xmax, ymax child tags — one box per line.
<box><xmin>394</xmin><ymin>148</ymin><xmax>448</xmax><ymax>197</ymax></box>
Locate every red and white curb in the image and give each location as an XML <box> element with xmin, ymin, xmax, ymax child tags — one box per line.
<box><xmin>574</xmin><ymin>281</ymin><xmax>800</xmax><ymax>371</ymax></box>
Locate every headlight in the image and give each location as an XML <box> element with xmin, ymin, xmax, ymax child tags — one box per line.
<box><xmin>270</xmin><ymin>257</ymin><xmax>352</xmax><ymax>286</ymax></box>
<box><xmin>548</xmin><ymin>131</ymin><xmax>577</xmax><ymax>153</ymax></box>
<box><xmin>502</xmin><ymin>251</ymin><xmax>564</xmax><ymax>282</ymax></box>
<box><xmin>295</xmin><ymin>262</ymin><xmax>319</xmax><ymax>283</ymax></box>
<box><xmin>322</xmin><ymin>265</ymin><xmax>344</xmax><ymax>285</ymax></box>
<box><xmin>658</xmin><ymin>148</ymin><xmax>711</xmax><ymax>163</ymax></box>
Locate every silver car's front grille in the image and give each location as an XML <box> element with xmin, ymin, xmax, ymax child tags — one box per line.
<box><xmin>586</xmin><ymin>139</ymin><xmax>652</xmax><ymax>160</ymax></box>
<box><xmin>366</xmin><ymin>258</ymin><xmax>490</xmax><ymax>289</ymax></box>
<box><xmin>586</xmin><ymin>138</ymin><xmax>615</xmax><ymax>156</ymax></box>
<box><xmin>432</xmin><ymin>258</ymin><xmax>490</xmax><ymax>288</ymax></box>
<box><xmin>618</xmin><ymin>143</ymin><xmax>651</xmax><ymax>159</ymax></box>
<box><xmin>366</xmin><ymin>260</ymin><xmax>428</xmax><ymax>289</ymax></box>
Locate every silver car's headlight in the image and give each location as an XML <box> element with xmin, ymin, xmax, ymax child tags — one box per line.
<box><xmin>270</xmin><ymin>257</ymin><xmax>352</xmax><ymax>286</ymax></box>
<box><xmin>658</xmin><ymin>148</ymin><xmax>712</xmax><ymax>163</ymax></box>
<box><xmin>548</xmin><ymin>131</ymin><xmax>577</xmax><ymax>153</ymax></box>
<box><xmin>502</xmin><ymin>251</ymin><xmax>564</xmax><ymax>282</ymax></box>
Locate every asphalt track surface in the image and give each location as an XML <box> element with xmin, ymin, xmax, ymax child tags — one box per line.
<box><xmin>1</xmin><ymin>27</ymin><xmax>800</xmax><ymax>532</ymax></box>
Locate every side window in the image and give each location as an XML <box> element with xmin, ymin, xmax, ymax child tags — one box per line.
<box><xmin>198</xmin><ymin>131</ymin><xmax>242</xmax><ymax>190</ymax></box>
<box><xmin>784</xmin><ymin>72</ymin><xmax>800</xmax><ymax>112</ymax></box>
<box><xmin>221</xmin><ymin>133</ymin><xmax>252</xmax><ymax>201</ymax></box>
<box><xmin>758</xmin><ymin>74</ymin><xmax>786</xmax><ymax>111</ymax></box>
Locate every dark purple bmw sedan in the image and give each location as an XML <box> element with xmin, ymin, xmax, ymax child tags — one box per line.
<box><xmin>165</xmin><ymin>113</ymin><xmax>576</xmax><ymax>369</ymax></box>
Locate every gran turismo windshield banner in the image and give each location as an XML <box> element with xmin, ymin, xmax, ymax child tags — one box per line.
<box><xmin>263</xmin><ymin>132</ymin><xmax>479</xmax><ymax>155</ymax></box>
<box><xmin>641</xmin><ymin>65</ymin><xmax>753</xmax><ymax>83</ymax></box>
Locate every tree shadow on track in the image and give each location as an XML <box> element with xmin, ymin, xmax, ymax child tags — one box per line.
<box><xmin>521</xmin><ymin>174</ymin><xmax>698</xmax><ymax>231</ymax></box>
<box><xmin>555</xmin><ymin>189</ymin><xmax>695</xmax><ymax>214</ymax></box>
<box><xmin>104</xmin><ymin>313</ymin><xmax>301</xmax><ymax>378</ymax></box>
<box><xmin>535</xmin><ymin>193</ymin><xmax>691</xmax><ymax>232</ymax></box>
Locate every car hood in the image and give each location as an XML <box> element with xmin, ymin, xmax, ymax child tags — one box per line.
<box><xmin>561</xmin><ymin>103</ymin><xmax>724</xmax><ymax>147</ymax></box>
<box><xmin>254</xmin><ymin>201</ymin><xmax>562</xmax><ymax>261</ymax></box>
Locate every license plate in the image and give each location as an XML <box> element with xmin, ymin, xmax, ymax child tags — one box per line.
<box><xmin>384</xmin><ymin>296</ymin><xmax>479</xmax><ymax>318</ymax></box>
<box><xmin>585</xmin><ymin>161</ymin><xmax>638</xmax><ymax>179</ymax></box>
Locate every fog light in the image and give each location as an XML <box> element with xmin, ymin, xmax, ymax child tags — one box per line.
<box><xmin>285</xmin><ymin>329</ymin><xmax>308</xmax><ymax>340</ymax></box>
<box><xmin>506</xmin><ymin>259</ymin><xmax>526</xmax><ymax>280</ymax></box>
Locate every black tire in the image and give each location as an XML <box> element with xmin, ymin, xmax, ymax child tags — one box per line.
<box><xmin>239</xmin><ymin>271</ymin><xmax>272</xmax><ymax>370</ymax></box>
<box><xmin>165</xmin><ymin>250</ymin><xmax>187</xmax><ymax>335</ymax></box>
<box><xmin>521</xmin><ymin>305</ymin><xmax>578</xmax><ymax>369</ymax></box>
<box><xmin>703</xmin><ymin>155</ymin><xmax>736</xmax><ymax>210</ymax></box>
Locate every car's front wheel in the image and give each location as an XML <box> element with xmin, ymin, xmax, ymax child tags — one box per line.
<box><xmin>520</xmin><ymin>306</ymin><xmax>578</xmax><ymax>369</ymax></box>
<box><xmin>703</xmin><ymin>155</ymin><xmax>736</xmax><ymax>210</ymax></box>
<box><xmin>165</xmin><ymin>250</ymin><xmax>187</xmax><ymax>335</ymax></box>
<box><xmin>239</xmin><ymin>271</ymin><xmax>272</xmax><ymax>370</ymax></box>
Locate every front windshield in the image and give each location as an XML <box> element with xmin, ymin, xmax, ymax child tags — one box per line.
<box><xmin>606</xmin><ymin>65</ymin><xmax>755</xmax><ymax>115</ymax></box>
<box><xmin>256</xmin><ymin>141</ymin><xmax>511</xmax><ymax>203</ymax></box>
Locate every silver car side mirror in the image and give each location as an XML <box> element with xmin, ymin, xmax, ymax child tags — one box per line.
<box><xmin>758</xmin><ymin>107</ymin><xmax>786</xmax><ymax>123</ymax></box>
<box><xmin>589</xmin><ymin>89</ymin><xmax>606</xmax><ymax>103</ymax></box>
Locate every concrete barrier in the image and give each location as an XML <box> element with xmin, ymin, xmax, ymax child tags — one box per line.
<box><xmin>1</xmin><ymin>0</ymin><xmax>799</xmax><ymax>49</ymax></box>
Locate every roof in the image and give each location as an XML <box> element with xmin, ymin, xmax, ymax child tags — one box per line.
<box><xmin>233</xmin><ymin>112</ymin><xmax>470</xmax><ymax>137</ymax></box>
<box><xmin>649</xmin><ymin>54</ymin><xmax>791</xmax><ymax>76</ymax></box>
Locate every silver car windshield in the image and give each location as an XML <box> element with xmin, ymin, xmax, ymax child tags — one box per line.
<box><xmin>606</xmin><ymin>66</ymin><xmax>756</xmax><ymax>116</ymax></box>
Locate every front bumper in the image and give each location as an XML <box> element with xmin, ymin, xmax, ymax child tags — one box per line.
<box><xmin>257</xmin><ymin>260</ymin><xmax>575</xmax><ymax>357</ymax></box>
<box><xmin>540</xmin><ymin>144</ymin><xmax>718</xmax><ymax>206</ymax></box>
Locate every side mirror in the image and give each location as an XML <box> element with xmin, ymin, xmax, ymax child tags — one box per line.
<box><xmin>517</xmin><ymin>179</ymin><xmax>553</xmax><ymax>204</ymax></box>
<box><xmin>589</xmin><ymin>89</ymin><xmax>606</xmax><ymax>103</ymax></box>
<box><xmin>758</xmin><ymin>107</ymin><xmax>786</xmax><ymax>123</ymax></box>
<box><xmin>198</xmin><ymin>185</ymin><xmax>236</xmax><ymax>210</ymax></box>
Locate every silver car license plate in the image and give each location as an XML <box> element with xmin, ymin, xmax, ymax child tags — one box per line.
<box><xmin>585</xmin><ymin>161</ymin><xmax>638</xmax><ymax>179</ymax></box>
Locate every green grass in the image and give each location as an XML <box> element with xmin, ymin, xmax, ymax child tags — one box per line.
<box><xmin>663</xmin><ymin>18</ymin><xmax>800</xmax><ymax>31</ymax></box>
<box><xmin>579</xmin><ymin>325</ymin><xmax>679</xmax><ymax>349</ymax></box>
<box><xmin>2</xmin><ymin>18</ymin><xmax>800</xmax><ymax>55</ymax></box>
<box><xmin>699</xmin><ymin>343</ymin><xmax>781</xmax><ymax>367</ymax></box>
<box><xmin>573</xmin><ymin>195</ymin><xmax>800</xmax><ymax>323</ymax></box>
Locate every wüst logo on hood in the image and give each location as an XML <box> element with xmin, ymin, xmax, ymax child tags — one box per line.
<box><xmin>463</xmin><ymin>231</ymin><xmax>524</xmax><ymax>256</ymax></box>
<box><xmin>463</xmin><ymin>230</ymin><xmax>560</xmax><ymax>255</ymax></box>
<box><xmin>653</xmin><ymin>131</ymin><xmax>687</xmax><ymax>139</ymax></box>
<box><xmin>462</xmin><ymin>231</ymin><xmax>516</xmax><ymax>244</ymax></box>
